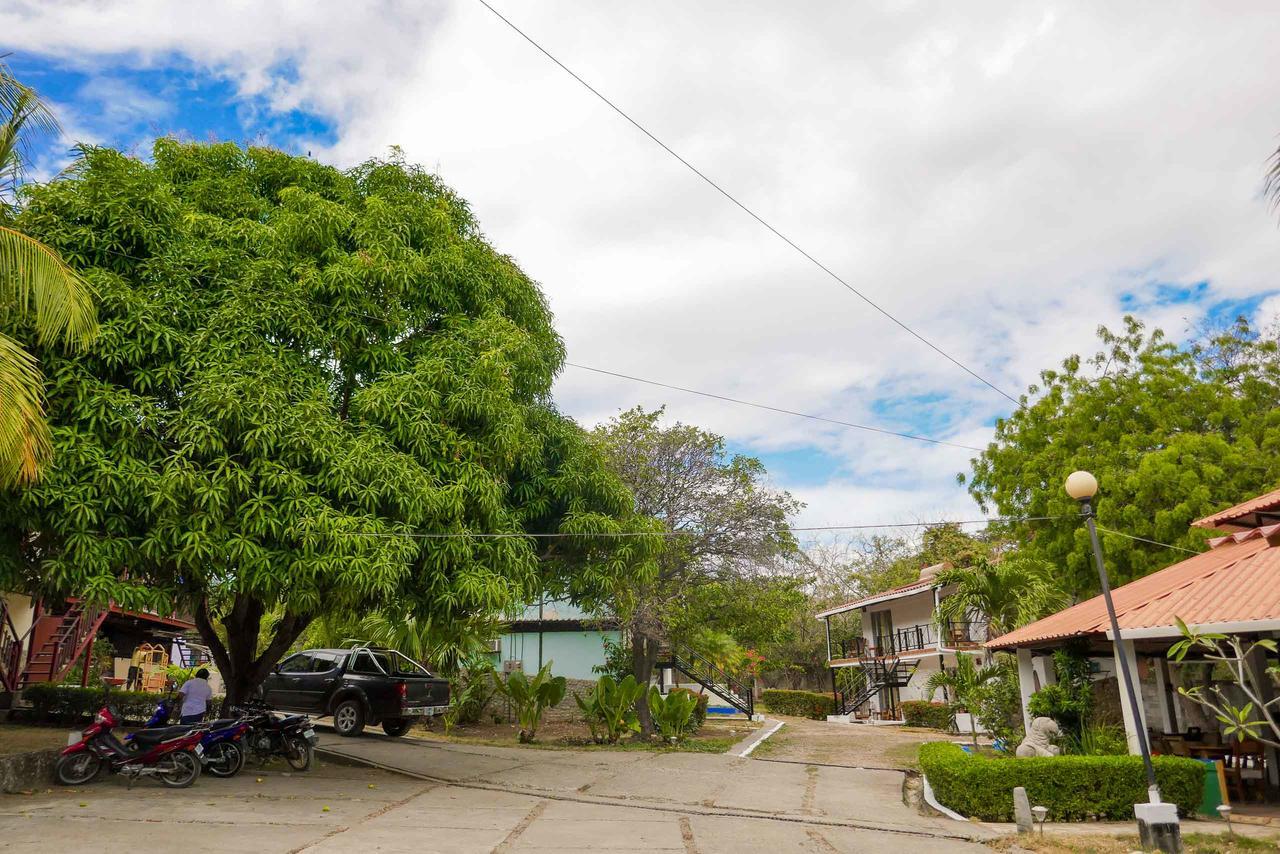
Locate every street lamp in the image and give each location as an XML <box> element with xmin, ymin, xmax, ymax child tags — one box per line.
<box><xmin>1064</xmin><ymin>471</ymin><xmax>1161</xmax><ymax>804</ymax></box>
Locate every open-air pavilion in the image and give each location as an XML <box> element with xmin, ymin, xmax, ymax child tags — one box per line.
<box><xmin>986</xmin><ymin>487</ymin><xmax>1280</xmax><ymax>804</ymax></box>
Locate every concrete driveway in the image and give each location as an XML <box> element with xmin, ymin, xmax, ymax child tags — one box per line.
<box><xmin>0</xmin><ymin>731</ymin><xmax>993</xmax><ymax>853</ymax></box>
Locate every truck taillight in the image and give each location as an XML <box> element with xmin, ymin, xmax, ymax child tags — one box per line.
<box><xmin>397</xmin><ymin>681</ymin><xmax>408</xmax><ymax>705</ymax></box>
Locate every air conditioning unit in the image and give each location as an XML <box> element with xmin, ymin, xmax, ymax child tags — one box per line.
<box><xmin>502</xmin><ymin>659</ymin><xmax>523</xmax><ymax>674</ymax></box>
<box><xmin>488</xmin><ymin>638</ymin><xmax>501</xmax><ymax>654</ymax></box>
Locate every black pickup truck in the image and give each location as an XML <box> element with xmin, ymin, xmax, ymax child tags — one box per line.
<box><xmin>260</xmin><ymin>647</ymin><xmax>450</xmax><ymax>737</ymax></box>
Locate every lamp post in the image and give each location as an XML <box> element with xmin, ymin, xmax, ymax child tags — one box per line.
<box><xmin>1064</xmin><ymin>471</ymin><xmax>1161</xmax><ymax>803</ymax></box>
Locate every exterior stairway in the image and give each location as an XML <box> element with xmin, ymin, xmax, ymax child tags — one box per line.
<box><xmin>657</xmin><ymin>645</ymin><xmax>755</xmax><ymax>717</ymax></box>
<box><xmin>17</xmin><ymin>602</ymin><xmax>108</xmax><ymax>688</ymax></box>
<box><xmin>834</xmin><ymin>647</ymin><xmax>918</xmax><ymax>717</ymax></box>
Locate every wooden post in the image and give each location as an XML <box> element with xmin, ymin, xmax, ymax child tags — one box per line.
<box><xmin>80</xmin><ymin>636</ymin><xmax>95</xmax><ymax>688</ymax></box>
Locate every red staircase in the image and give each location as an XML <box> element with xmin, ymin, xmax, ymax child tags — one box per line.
<box><xmin>17</xmin><ymin>602</ymin><xmax>108</xmax><ymax>688</ymax></box>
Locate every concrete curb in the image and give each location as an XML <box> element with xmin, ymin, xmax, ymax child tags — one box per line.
<box><xmin>0</xmin><ymin>748</ymin><xmax>59</xmax><ymax>793</ymax></box>
<box><xmin>735</xmin><ymin>718</ymin><xmax>784</xmax><ymax>758</ymax></box>
<box><xmin>919</xmin><ymin>773</ymin><xmax>968</xmax><ymax>822</ymax></box>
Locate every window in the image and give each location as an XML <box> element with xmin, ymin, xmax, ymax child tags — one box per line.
<box><xmin>350</xmin><ymin>652</ymin><xmax>386</xmax><ymax>675</ymax></box>
<box><xmin>278</xmin><ymin>654</ymin><xmax>314</xmax><ymax>674</ymax></box>
<box><xmin>310</xmin><ymin>652</ymin><xmax>341</xmax><ymax>672</ymax></box>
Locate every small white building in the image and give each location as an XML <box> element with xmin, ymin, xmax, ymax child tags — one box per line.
<box><xmin>816</xmin><ymin>562</ymin><xmax>989</xmax><ymax>722</ymax></box>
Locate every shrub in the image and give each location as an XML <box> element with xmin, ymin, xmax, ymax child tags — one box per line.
<box><xmin>444</xmin><ymin>664</ymin><xmax>495</xmax><ymax>734</ymax></box>
<box><xmin>668</xmin><ymin>688</ymin><xmax>708</xmax><ymax>732</ymax></box>
<box><xmin>22</xmin><ymin>683</ymin><xmax>220</xmax><ymax>725</ymax></box>
<box><xmin>761</xmin><ymin>689</ymin><xmax>832</xmax><ymax>719</ymax></box>
<box><xmin>970</xmin><ymin>656</ymin><xmax>1024</xmax><ymax>748</ymax></box>
<box><xmin>490</xmin><ymin>662</ymin><xmax>566</xmax><ymax>743</ymax></box>
<box><xmin>648</xmin><ymin>686</ymin><xmax>697</xmax><ymax>741</ymax></box>
<box><xmin>574</xmin><ymin>675</ymin><xmax>644</xmax><ymax>743</ymax></box>
<box><xmin>918</xmin><ymin>742</ymin><xmax>1203</xmax><ymax>821</ymax></box>
<box><xmin>901</xmin><ymin>700</ymin><xmax>954</xmax><ymax>730</ymax></box>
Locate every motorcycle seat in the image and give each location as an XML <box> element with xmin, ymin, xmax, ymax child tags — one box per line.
<box><xmin>206</xmin><ymin>719</ymin><xmax>239</xmax><ymax>730</ymax></box>
<box><xmin>131</xmin><ymin>726</ymin><xmax>196</xmax><ymax>744</ymax></box>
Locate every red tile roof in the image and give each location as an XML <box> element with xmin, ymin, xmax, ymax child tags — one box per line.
<box><xmin>815</xmin><ymin>579</ymin><xmax>935</xmax><ymax>619</ymax></box>
<box><xmin>1192</xmin><ymin>486</ymin><xmax>1280</xmax><ymax>531</ymax></box>
<box><xmin>986</xmin><ymin>532</ymin><xmax>1280</xmax><ymax>649</ymax></box>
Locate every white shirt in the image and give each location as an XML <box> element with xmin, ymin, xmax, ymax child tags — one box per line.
<box><xmin>178</xmin><ymin>677</ymin><xmax>213</xmax><ymax>717</ymax></box>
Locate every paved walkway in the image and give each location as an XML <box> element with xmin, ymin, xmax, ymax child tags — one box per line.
<box><xmin>0</xmin><ymin>728</ymin><xmax>995</xmax><ymax>852</ymax></box>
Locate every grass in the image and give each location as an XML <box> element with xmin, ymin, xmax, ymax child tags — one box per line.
<box><xmin>0</xmin><ymin>723</ymin><xmax>77</xmax><ymax>757</ymax></box>
<box><xmin>988</xmin><ymin>832</ymin><xmax>1278</xmax><ymax>853</ymax></box>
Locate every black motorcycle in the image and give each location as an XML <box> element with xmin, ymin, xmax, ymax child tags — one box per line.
<box><xmin>233</xmin><ymin>700</ymin><xmax>318</xmax><ymax>771</ymax></box>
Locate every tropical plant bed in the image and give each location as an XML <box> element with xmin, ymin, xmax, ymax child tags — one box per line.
<box><xmin>412</xmin><ymin>716</ymin><xmax>757</xmax><ymax>752</ymax></box>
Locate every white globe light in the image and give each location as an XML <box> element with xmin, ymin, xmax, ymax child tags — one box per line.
<box><xmin>1064</xmin><ymin>470</ymin><xmax>1099</xmax><ymax>501</ymax></box>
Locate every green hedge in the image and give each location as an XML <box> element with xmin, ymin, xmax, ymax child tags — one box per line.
<box><xmin>901</xmin><ymin>700</ymin><xmax>954</xmax><ymax>730</ymax></box>
<box><xmin>761</xmin><ymin>689</ymin><xmax>833</xmax><ymax>719</ymax></box>
<box><xmin>22</xmin><ymin>683</ymin><xmax>222</xmax><ymax>725</ymax></box>
<box><xmin>918</xmin><ymin>742</ymin><xmax>1203</xmax><ymax>821</ymax></box>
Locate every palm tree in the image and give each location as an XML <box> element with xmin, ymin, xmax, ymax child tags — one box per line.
<box><xmin>933</xmin><ymin>555</ymin><xmax>1069</xmax><ymax>642</ymax></box>
<box><xmin>0</xmin><ymin>60</ymin><xmax>97</xmax><ymax>487</ymax></box>
<box><xmin>925</xmin><ymin>653</ymin><xmax>1001</xmax><ymax>746</ymax></box>
<box><xmin>1267</xmin><ymin>142</ymin><xmax>1280</xmax><ymax>219</ymax></box>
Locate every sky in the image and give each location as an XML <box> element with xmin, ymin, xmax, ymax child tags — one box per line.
<box><xmin>4</xmin><ymin>1</ymin><xmax>1280</xmax><ymax>540</ymax></box>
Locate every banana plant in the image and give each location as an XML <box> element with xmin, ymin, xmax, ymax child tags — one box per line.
<box><xmin>491</xmin><ymin>662</ymin><xmax>567</xmax><ymax>743</ymax></box>
<box><xmin>574</xmin><ymin>674</ymin><xmax>644</xmax><ymax>744</ymax></box>
<box><xmin>647</xmin><ymin>686</ymin><xmax>698</xmax><ymax>742</ymax></box>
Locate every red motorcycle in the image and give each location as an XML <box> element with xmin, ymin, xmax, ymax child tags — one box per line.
<box><xmin>55</xmin><ymin>700</ymin><xmax>205</xmax><ymax>788</ymax></box>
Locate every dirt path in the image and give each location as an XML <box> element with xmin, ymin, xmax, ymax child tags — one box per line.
<box><xmin>750</xmin><ymin>715</ymin><xmax>963</xmax><ymax>769</ymax></box>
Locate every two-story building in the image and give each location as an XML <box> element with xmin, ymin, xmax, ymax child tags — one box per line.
<box><xmin>816</xmin><ymin>562</ymin><xmax>988</xmax><ymax>722</ymax></box>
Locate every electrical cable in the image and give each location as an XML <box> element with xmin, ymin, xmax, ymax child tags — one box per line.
<box><xmin>1094</xmin><ymin>525</ymin><xmax>1201</xmax><ymax>555</ymax></box>
<box><xmin>565</xmin><ymin>362</ymin><xmax>983</xmax><ymax>452</ymax></box>
<box><xmin>474</xmin><ymin>0</ymin><xmax>1023</xmax><ymax>409</ymax></box>
<box><xmin>305</xmin><ymin>514</ymin><xmax>1069</xmax><ymax>540</ymax></box>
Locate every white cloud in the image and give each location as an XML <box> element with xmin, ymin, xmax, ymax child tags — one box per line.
<box><xmin>7</xmin><ymin>0</ymin><xmax>1280</xmax><ymax>529</ymax></box>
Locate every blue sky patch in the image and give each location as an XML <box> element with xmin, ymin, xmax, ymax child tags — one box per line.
<box><xmin>6</xmin><ymin>52</ymin><xmax>337</xmax><ymax>173</ymax></box>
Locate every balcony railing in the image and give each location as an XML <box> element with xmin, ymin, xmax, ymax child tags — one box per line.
<box><xmin>833</xmin><ymin>637</ymin><xmax>866</xmax><ymax>660</ymax></box>
<box><xmin>941</xmin><ymin>620</ymin><xmax>989</xmax><ymax>648</ymax></box>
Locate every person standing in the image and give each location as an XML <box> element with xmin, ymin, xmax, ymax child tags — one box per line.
<box><xmin>177</xmin><ymin>668</ymin><xmax>213</xmax><ymax>724</ymax></box>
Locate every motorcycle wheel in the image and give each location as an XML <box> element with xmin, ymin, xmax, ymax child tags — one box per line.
<box><xmin>284</xmin><ymin>735</ymin><xmax>314</xmax><ymax>772</ymax></box>
<box><xmin>156</xmin><ymin>749</ymin><xmax>202</xmax><ymax>788</ymax></box>
<box><xmin>204</xmin><ymin>741</ymin><xmax>245</xmax><ymax>778</ymax></box>
<box><xmin>55</xmin><ymin>752</ymin><xmax>102</xmax><ymax>786</ymax></box>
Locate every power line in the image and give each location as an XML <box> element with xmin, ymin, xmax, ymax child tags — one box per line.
<box><xmin>566</xmin><ymin>362</ymin><xmax>983</xmax><ymax>452</ymax></box>
<box><xmin>82</xmin><ymin>206</ymin><xmax>987</xmax><ymax>452</ymax></box>
<box><xmin>474</xmin><ymin>0</ymin><xmax>1022</xmax><ymax>409</ymax></box>
<box><xmin>306</xmin><ymin>515</ymin><xmax>1068</xmax><ymax>540</ymax></box>
<box><xmin>1095</xmin><ymin>525</ymin><xmax>1201</xmax><ymax>555</ymax></box>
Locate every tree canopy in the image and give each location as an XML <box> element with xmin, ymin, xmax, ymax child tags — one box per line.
<box><xmin>591</xmin><ymin>406</ymin><xmax>799</xmax><ymax>731</ymax></box>
<box><xmin>966</xmin><ymin>316</ymin><xmax>1280</xmax><ymax>595</ymax></box>
<box><xmin>0</xmin><ymin>140</ymin><xmax>657</xmax><ymax>700</ymax></box>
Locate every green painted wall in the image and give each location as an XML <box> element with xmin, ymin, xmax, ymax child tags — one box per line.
<box><xmin>496</xmin><ymin>629</ymin><xmax>620</xmax><ymax>681</ymax></box>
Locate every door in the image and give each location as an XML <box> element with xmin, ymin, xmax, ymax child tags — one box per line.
<box><xmin>263</xmin><ymin>652</ymin><xmax>315</xmax><ymax>709</ymax></box>
<box><xmin>295</xmin><ymin>652</ymin><xmax>344</xmax><ymax>712</ymax></box>
<box><xmin>869</xmin><ymin>610</ymin><xmax>894</xmax><ymax>654</ymax></box>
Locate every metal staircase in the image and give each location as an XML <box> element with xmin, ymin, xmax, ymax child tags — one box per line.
<box><xmin>657</xmin><ymin>645</ymin><xmax>754</xmax><ymax>717</ymax></box>
<box><xmin>835</xmin><ymin>648</ymin><xmax>918</xmax><ymax>717</ymax></box>
<box><xmin>173</xmin><ymin>635</ymin><xmax>212</xmax><ymax>668</ymax></box>
<box><xmin>18</xmin><ymin>602</ymin><xmax>108</xmax><ymax>688</ymax></box>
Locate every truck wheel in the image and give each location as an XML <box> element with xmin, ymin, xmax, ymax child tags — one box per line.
<box><xmin>382</xmin><ymin>718</ymin><xmax>411</xmax><ymax>737</ymax></box>
<box><xmin>333</xmin><ymin>699</ymin><xmax>366</xmax><ymax>736</ymax></box>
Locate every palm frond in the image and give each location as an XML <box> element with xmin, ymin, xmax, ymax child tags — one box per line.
<box><xmin>0</xmin><ymin>224</ymin><xmax>97</xmax><ymax>348</ymax></box>
<box><xmin>0</xmin><ymin>63</ymin><xmax>62</xmax><ymax>202</ymax></box>
<box><xmin>1266</xmin><ymin>143</ymin><xmax>1280</xmax><ymax>218</ymax></box>
<box><xmin>0</xmin><ymin>330</ymin><xmax>50</xmax><ymax>487</ymax></box>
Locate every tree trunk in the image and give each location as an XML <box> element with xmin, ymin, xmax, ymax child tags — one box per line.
<box><xmin>194</xmin><ymin>594</ymin><xmax>313</xmax><ymax>714</ymax></box>
<box><xmin>632</xmin><ymin>632</ymin><xmax>660</xmax><ymax>736</ymax></box>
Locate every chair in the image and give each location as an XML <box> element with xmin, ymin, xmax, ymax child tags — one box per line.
<box><xmin>1230</xmin><ymin>740</ymin><xmax>1267</xmax><ymax>803</ymax></box>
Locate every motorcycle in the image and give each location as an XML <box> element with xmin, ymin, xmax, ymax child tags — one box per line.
<box><xmin>235</xmin><ymin>700</ymin><xmax>318</xmax><ymax>771</ymax></box>
<box><xmin>56</xmin><ymin>700</ymin><xmax>205</xmax><ymax>788</ymax></box>
<box><xmin>132</xmin><ymin>695</ymin><xmax>250</xmax><ymax>778</ymax></box>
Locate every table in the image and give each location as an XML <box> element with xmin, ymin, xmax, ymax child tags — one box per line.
<box><xmin>1187</xmin><ymin>745</ymin><xmax>1232</xmax><ymax>760</ymax></box>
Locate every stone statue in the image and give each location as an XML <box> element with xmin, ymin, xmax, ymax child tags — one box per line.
<box><xmin>1015</xmin><ymin>716</ymin><xmax>1061</xmax><ymax>758</ymax></box>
